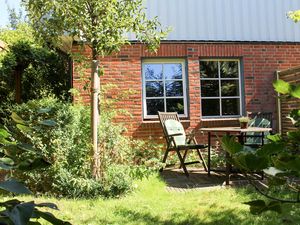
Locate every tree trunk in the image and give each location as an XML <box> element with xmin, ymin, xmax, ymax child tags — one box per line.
<box><xmin>91</xmin><ymin>59</ymin><xmax>101</xmax><ymax>180</ymax></box>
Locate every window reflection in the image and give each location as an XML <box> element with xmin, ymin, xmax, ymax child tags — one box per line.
<box><xmin>220</xmin><ymin>61</ymin><xmax>238</xmax><ymax>78</ymax></box>
<box><xmin>202</xmin><ymin>99</ymin><xmax>220</xmax><ymax>116</ymax></box>
<box><xmin>200</xmin><ymin>60</ymin><xmax>241</xmax><ymax>117</ymax></box>
<box><xmin>200</xmin><ymin>61</ymin><xmax>218</xmax><ymax>78</ymax></box>
<box><xmin>222</xmin><ymin>98</ymin><xmax>240</xmax><ymax>115</ymax></box>
<box><xmin>145</xmin><ymin>64</ymin><xmax>163</xmax><ymax>80</ymax></box>
<box><xmin>221</xmin><ymin>80</ymin><xmax>239</xmax><ymax>96</ymax></box>
<box><xmin>147</xmin><ymin>99</ymin><xmax>164</xmax><ymax>115</ymax></box>
<box><xmin>166</xmin><ymin>81</ymin><xmax>183</xmax><ymax>97</ymax></box>
<box><xmin>166</xmin><ymin>99</ymin><xmax>184</xmax><ymax>114</ymax></box>
<box><xmin>201</xmin><ymin>80</ymin><xmax>219</xmax><ymax>97</ymax></box>
<box><xmin>146</xmin><ymin>81</ymin><xmax>164</xmax><ymax>97</ymax></box>
<box><xmin>143</xmin><ymin>61</ymin><xmax>186</xmax><ymax>117</ymax></box>
<box><xmin>165</xmin><ymin>64</ymin><xmax>182</xmax><ymax>79</ymax></box>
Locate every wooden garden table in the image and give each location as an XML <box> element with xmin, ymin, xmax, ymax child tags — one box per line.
<box><xmin>200</xmin><ymin>127</ymin><xmax>272</xmax><ymax>185</ymax></box>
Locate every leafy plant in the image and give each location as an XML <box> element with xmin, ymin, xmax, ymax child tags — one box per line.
<box><xmin>221</xmin><ymin>79</ymin><xmax>300</xmax><ymax>215</ymax></box>
<box><xmin>238</xmin><ymin>117</ymin><xmax>250</xmax><ymax>123</ymax></box>
<box><xmin>0</xmin><ymin>114</ymin><xmax>70</xmax><ymax>224</ymax></box>
<box><xmin>4</xmin><ymin>95</ymin><xmax>162</xmax><ymax>199</ymax></box>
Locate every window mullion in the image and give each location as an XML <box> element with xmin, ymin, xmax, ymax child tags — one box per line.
<box><xmin>162</xmin><ymin>65</ymin><xmax>167</xmax><ymax>112</ymax></box>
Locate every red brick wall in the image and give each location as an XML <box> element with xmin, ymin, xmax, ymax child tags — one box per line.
<box><xmin>72</xmin><ymin>42</ymin><xmax>300</xmax><ymax>143</ymax></box>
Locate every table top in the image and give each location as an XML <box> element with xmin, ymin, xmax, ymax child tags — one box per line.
<box><xmin>200</xmin><ymin>126</ymin><xmax>272</xmax><ymax>133</ymax></box>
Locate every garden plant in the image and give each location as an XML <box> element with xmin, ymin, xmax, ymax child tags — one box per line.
<box><xmin>222</xmin><ymin>79</ymin><xmax>300</xmax><ymax>214</ymax></box>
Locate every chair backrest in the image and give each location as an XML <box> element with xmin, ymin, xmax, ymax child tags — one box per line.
<box><xmin>247</xmin><ymin>112</ymin><xmax>273</xmax><ymax>129</ymax></box>
<box><xmin>246</xmin><ymin>117</ymin><xmax>271</xmax><ymax>145</ymax></box>
<box><xmin>158</xmin><ymin>112</ymin><xmax>185</xmax><ymax>147</ymax></box>
<box><xmin>249</xmin><ymin>117</ymin><xmax>271</xmax><ymax>128</ymax></box>
<box><xmin>164</xmin><ymin>119</ymin><xmax>186</xmax><ymax>146</ymax></box>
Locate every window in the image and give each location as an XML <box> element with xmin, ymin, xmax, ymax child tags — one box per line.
<box><xmin>142</xmin><ymin>59</ymin><xmax>187</xmax><ymax>118</ymax></box>
<box><xmin>200</xmin><ymin>59</ymin><xmax>242</xmax><ymax>118</ymax></box>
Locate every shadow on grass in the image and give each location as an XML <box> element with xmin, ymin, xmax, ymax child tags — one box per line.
<box><xmin>94</xmin><ymin>207</ymin><xmax>284</xmax><ymax>225</ymax></box>
<box><xmin>159</xmin><ymin>169</ymin><xmax>246</xmax><ymax>190</ymax></box>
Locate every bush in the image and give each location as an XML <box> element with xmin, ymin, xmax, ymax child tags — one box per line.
<box><xmin>5</xmin><ymin>96</ymin><xmax>162</xmax><ymax>198</ymax></box>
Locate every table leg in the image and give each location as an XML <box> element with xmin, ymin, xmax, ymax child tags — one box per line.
<box><xmin>208</xmin><ymin>132</ymin><xmax>211</xmax><ymax>176</ymax></box>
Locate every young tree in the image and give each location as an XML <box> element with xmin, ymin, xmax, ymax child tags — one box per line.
<box><xmin>22</xmin><ymin>0</ymin><xmax>169</xmax><ymax>179</ymax></box>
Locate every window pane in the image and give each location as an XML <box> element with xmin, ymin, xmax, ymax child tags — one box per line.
<box><xmin>220</xmin><ymin>61</ymin><xmax>238</xmax><ymax>78</ymax></box>
<box><xmin>200</xmin><ymin>61</ymin><xmax>218</xmax><ymax>78</ymax></box>
<box><xmin>201</xmin><ymin>80</ymin><xmax>219</xmax><ymax>97</ymax></box>
<box><xmin>202</xmin><ymin>99</ymin><xmax>220</xmax><ymax>116</ymax></box>
<box><xmin>146</xmin><ymin>81</ymin><xmax>163</xmax><ymax>97</ymax></box>
<box><xmin>166</xmin><ymin>98</ymin><xmax>184</xmax><ymax>114</ymax></box>
<box><xmin>144</xmin><ymin>64</ymin><xmax>163</xmax><ymax>80</ymax></box>
<box><xmin>146</xmin><ymin>99</ymin><xmax>164</xmax><ymax>115</ymax></box>
<box><xmin>164</xmin><ymin>63</ymin><xmax>182</xmax><ymax>79</ymax></box>
<box><xmin>222</xmin><ymin>98</ymin><xmax>240</xmax><ymax>115</ymax></box>
<box><xmin>166</xmin><ymin>81</ymin><xmax>183</xmax><ymax>97</ymax></box>
<box><xmin>221</xmin><ymin>80</ymin><xmax>239</xmax><ymax>96</ymax></box>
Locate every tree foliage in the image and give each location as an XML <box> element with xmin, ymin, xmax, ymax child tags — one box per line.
<box><xmin>22</xmin><ymin>0</ymin><xmax>169</xmax><ymax>57</ymax></box>
<box><xmin>0</xmin><ymin>41</ymin><xmax>71</xmax><ymax>103</ymax></box>
<box><xmin>221</xmin><ymin>79</ymin><xmax>300</xmax><ymax>215</ymax></box>
<box><xmin>288</xmin><ymin>10</ymin><xmax>300</xmax><ymax>23</ymax></box>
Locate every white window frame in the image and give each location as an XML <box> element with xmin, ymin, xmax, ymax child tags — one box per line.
<box><xmin>142</xmin><ymin>59</ymin><xmax>188</xmax><ymax>119</ymax></box>
<box><xmin>200</xmin><ymin>59</ymin><xmax>243</xmax><ymax>118</ymax></box>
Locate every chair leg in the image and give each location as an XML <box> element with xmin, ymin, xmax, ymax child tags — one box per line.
<box><xmin>176</xmin><ymin>150</ymin><xmax>189</xmax><ymax>177</ymax></box>
<box><xmin>159</xmin><ymin>149</ymin><xmax>169</xmax><ymax>172</ymax></box>
<box><xmin>196</xmin><ymin>149</ymin><xmax>208</xmax><ymax>172</ymax></box>
<box><xmin>179</xmin><ymin>150</ymin><xmax>188</xmax><ymax>169</ymax></box>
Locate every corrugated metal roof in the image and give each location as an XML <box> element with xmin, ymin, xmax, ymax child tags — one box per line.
<box><xmin>143</xmin><ymin>0</ymin><xmax>300</xmax><ymax>42</ymax></box>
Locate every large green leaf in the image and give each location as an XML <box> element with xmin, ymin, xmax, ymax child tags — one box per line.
<box><xmin>16</xmin><ymin>124</ymin><xmax>32</xmax><ymax>133</ymax></box>
<box><xmin>287</xmin><ymin>130</ymin><xmax>300</xmax><ymax>142</ymax></box>
<box><xmin>9</xmin><ymin>201</ymin><xmax>35</xmax><ymax>225</ymax></box>
<box><xmin>221</xmin><ymin>135</ymin><xmax>243</xmax><ymax>155</ymax></box>
<box><xmin>273</xmin><ymin>155</ymin><xmax>300</xmax><ymax>172</ymax></box>
<box><xmin>11</xmin><ymin>112</ymin><xmax>26</xmax><ymax>125</ymax></box>
<box><xmin>0</xmin><ymin>179</ymin><xmax>32</xmax><ymax>195</ymax></box>
<box><xmin>4</xmin><ymin>145</ymin><xmax>21</xmax><ymax>158</ymax></box>
<box><xmin>39</xmin><ymin>120</ymin><xmax>56</xmax><ymax>127</ymax></box>
<box><xmin>234</xmin><ymin>151</ymin><xmax>268</xmax><ymax>171</ymax></box>
<box><xmin>266</xmin><ymin>134</ymin><xmax>282</xmax><ymax>142</ymax></box>
<box><xmin>37</xmin><ymin>108</ymin><xmax>52</xmax><ymax>114</ymax></box>
<box><xmin>290</xmin><ymin>84</ymin><xmax>300</xmax><ymax>98</ymax></box>
<box><xmin>35</xmin><ymin>210</ymin><xmax>71</xmax><ymax>225</ymax></box>
<box><xmin>256</xmin><ymin>142</ymin><xmax>285</xmax><ymax>157</ymax></box>
<box><xmin>0</xmin><ymin>137</ymin><xmax>17</xmax><ymax>146</ymax></box>
<box><xmin>0</xmin><ymin>129</ymin><xmax>10</xmax><ymax>139</ymax></box>
<box><xmin>17</xmin><ymin>158</ymin><xmax>51</xmax><ymax>171</ymax></box>
<box><xmin>17</xmin><ymin>143</ymin><xmax>36</xmax><ymax>152</ymax></box>
<box><xmin>0</xmin><ymin>158</ymin><xmax>15</xmax><ymax>170</ymax></box>
<box><xmin>273</xmin><ymin>79</ymin><xmax>291</xmax><ymax>95</ymax></box>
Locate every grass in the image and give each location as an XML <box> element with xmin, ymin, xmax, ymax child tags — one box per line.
<box><xmin>5</xmin><ymin>174</ymin><xmax>300</xmax><ymax>225</ymax></box>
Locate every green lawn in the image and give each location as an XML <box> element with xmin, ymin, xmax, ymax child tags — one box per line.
<box><xmin>8</xmin><ymin>175</ymin><xmax>300</xmax><ymax>225</ymax></box>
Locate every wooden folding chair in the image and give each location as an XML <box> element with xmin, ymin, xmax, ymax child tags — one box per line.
<box><xmin>158</xmin><ymin>112</ymin><xmax>207</xmax><ymax>177</ymax></box>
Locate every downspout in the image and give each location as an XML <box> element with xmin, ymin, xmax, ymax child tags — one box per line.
<box><xmin>275</xmin><ymin>71</ymin><xmax>282</xmax><ymax>134</ymax></box>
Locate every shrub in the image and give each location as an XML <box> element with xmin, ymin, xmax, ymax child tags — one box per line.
<box><xmin>5</xmin><ymin>96</ymin><xmax>162</xmax><ymax>198</ymax></box>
